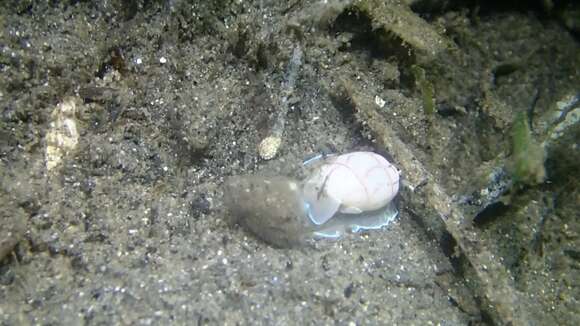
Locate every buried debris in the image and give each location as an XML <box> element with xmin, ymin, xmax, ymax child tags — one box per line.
<box><xmin>353</xmin><ymin>0</ymin><xmax>451</xmax><ymax>57</ymax></box>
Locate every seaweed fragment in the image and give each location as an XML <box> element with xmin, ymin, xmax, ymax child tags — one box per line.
<box><xmin>509</xmin><ymin>111</ymin><xmax>546</xmax><ymax>186</ymax></box>
<box><xmin>412</xmin><ymin>65</ymin><xmax>436</xmax><ymax>115</ymax></box>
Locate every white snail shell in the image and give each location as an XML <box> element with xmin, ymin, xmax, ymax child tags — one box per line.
<box><xmin>302</xmin><ymin>151</ymin><xmax>400</xmax><ymax>225</ymax></box>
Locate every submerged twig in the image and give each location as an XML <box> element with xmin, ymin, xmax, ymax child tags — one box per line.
<box><xmin>258</xmin><ymin>45</ymin><xmax>303</xmax><ymax>160</ymax></box>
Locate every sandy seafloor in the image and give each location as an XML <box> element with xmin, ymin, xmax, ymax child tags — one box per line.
<box><xmin>1</xmin><ymin>1</ymin><xmax>579</xmax><ymax>325</ymax></box>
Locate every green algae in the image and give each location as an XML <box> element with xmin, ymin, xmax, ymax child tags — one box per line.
<box><xmin>412</xmin><ymin>65</ymin><xmax>436</xmax><ymax>115</ymax></box>
<box><xmin>509</xmin><ymin>112</ymin><xmax>546</xmax><ymax>186</ymax></box>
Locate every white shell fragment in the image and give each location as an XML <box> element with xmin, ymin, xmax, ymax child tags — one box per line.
<box><xmin>258</xmin><ymin>135</ymin><xmax>282</xmax><ymax>160</ymax></box>
<box><xmin>302</xmin><ymin>151</ymin><xmax>399</xmax><ymax>225</ymax></box>
<box><xmin>45</xmin><ymin>97</ymin><xmax>80</xmax><ymax>172</ymax></box>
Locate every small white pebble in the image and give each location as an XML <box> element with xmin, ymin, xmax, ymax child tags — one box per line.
<box><xmin>258</xmin><ymin>136</ymin><xmax>282</xmax><ymax>160</ymax></box>
<box><xmin>375</xmin><ymin>95</ymin><xmax>386</xmax><ymax>108</ymax></box>
<box><xmin>135</xmin><ymin>58</ymin><xmax>142</xmax><ymax>65</ymax></box>
<box><xmin>159</xmin><ymin>57</ymin><xmax>167</xmax><ymax>64</ymax></box>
